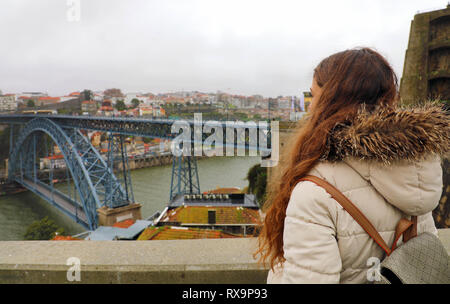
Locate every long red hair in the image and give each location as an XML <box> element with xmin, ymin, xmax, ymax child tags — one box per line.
<box><xmin>255</xmin><ymin>47</ymin><xmax>399</xmax><ymax>269</ymax></box>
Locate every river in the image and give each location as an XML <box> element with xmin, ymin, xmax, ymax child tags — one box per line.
<box><xmin>0</xmin><ymin>156</ymin><xmax>260</xmax><ymax>240</ymax></box>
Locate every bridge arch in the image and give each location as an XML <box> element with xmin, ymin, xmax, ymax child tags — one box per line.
<box><xmin>8</xmin><ymin>117</ymin><xmax>128</xmax><ymax>230</ymax></box>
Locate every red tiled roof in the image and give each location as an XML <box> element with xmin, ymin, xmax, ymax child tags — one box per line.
<box><xmin>137</xmin><ymin>226</ymin><xmax>239</xmax><ymax>240</ymax></box>
<box><xmin>52</xmin><ymin>235</ymin><xmax>82</xmax><ymax>241</ymax></box>
<box><xmin>113</xmin><ymin>219</ymin><xmax>135</xmax><ymax>228</ymax></box>
<box><xmin>46</xmin><ymin>154</ymin><xmax>64</xmax><ymax>160</ymax></box>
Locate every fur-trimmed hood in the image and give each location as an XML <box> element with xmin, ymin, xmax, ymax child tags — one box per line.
<box><xmin>318</xmin><ymin>104</ymin><xmax>448</xmax><ymax>216</ymax></box>
<box><xmin>322</xmin><ymin>104</ymin><xmax>450</xmax><ymax>164</ymax></box>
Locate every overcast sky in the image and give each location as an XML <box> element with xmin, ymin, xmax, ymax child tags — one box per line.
<box><xmin>0</xmin><ymin>0</ymin><xmax>448</xmax><ymax>97</ymax></box>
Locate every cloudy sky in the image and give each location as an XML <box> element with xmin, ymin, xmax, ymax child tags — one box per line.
<box><xmin>0</xmin><ymin>0</ymin><xmax>447</xmax><ymax>97</ymax></box>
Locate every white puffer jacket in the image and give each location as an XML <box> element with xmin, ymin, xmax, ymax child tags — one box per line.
<box><xmin>267</xmin><ymin>105</ymin><xmax>449</xmax><ymax>284</ymax></box>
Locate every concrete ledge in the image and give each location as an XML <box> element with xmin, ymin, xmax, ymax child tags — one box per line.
<box><xmin>0</xmin><ymin>229</ymin><xmax>449</xmax><ymax>284</ymax></box>
<box><xmin>0</xmin><ymin>238</ymin><xmax>268</xmax><ymax>284</ymax></box>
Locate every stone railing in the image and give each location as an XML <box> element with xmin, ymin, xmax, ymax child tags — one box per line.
<box><xmin>0</xmin><ymin>229</ymin><xmax>449</xmax><ymax>284</ymax></box>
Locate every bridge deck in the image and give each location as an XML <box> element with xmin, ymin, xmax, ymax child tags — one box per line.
<box><xmin>21</xmin><ymin>178</ymin><xmax>89</xmax><ymax>227</ymax></box>
<box><xmin>0</xmin><ymin>114</ymin><xmax>272</xmax><ymax>151</ymax></box>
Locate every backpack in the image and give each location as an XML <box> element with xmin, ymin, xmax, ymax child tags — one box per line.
<box><xmin>299</xmin><ymin>175</ymin><xmax>450</xmax><ymax>284</ymax></box>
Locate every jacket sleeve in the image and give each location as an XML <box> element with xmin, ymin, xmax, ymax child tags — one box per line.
<box><xmin>280</xmin><ymin>180</ymin><xmax>342</xmax><ymax>283</ymax></box>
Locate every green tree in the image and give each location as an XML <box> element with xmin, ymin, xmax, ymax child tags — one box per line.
<box><xmin>81</xmin><ymin>89</ymin><xmax>93</xmax><ymax>101</ymax></box>
<box><xmin>0</xmin><ymin>126</ymin><xmax>11</xmax><ymax>169</ymax></box>
<box><xmin>246</xmin><ymin>164</ymin><xmax>267</xmax><ymax>207</ymax></box>
<box><xmin>131</xmin><ymin>98</ymin><xmax>140</xmax><ymax>108</ymax></box>
<box><xmin>26</xmin><ymin>99</ymin><xmax>35</xmax><ymax>107</ymax></box>
<box><xmin>115</xmin><ymin>99</ymin><xmax>126</xmax><ymax>111</ymax></box>
<box><xmin>255</xmin><ymin>170</ymin><xmax>267</xmax><ymax>204</ymax></box>
<box><xmin>24</xmin><ymin>216</ymin><xmax>65</xmax><ymax>240</ymax></box>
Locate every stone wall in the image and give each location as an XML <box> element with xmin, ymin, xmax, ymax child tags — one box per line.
<box><xmin>0</xmin><ymin>230</ymin><xmax>449</xmax><ymax>284</ymax></box>
<box><xmin>0</xmin><ymin>238</ymin><xmax>268</xmax><ymax>284</ymax></box>
<box><xmin>399</xmin><ymin>5</ymin><xmax>450</xmax><ymax>104</ymax></box>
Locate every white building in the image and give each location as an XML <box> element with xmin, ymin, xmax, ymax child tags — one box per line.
<box><xmin>93</xmin><ymin>91</ymin><xmax>104</xmax><ymax>102</ymax></box>
<box><xmin>0</xmin><ymin>95</ymin><xmax>17</xmax><ymax>112</ymax></box>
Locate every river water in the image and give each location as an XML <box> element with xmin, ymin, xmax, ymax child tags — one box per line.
<box><xmin>0</xmin><ymin>156</ymin><xmax>260</xmax><ymax>240</ymax></box>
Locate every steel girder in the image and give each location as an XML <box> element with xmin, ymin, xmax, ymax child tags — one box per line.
<box><xmin>0</xmin><ymin>114</ymin><xmax>272</xmax><ymax>152</ymax></box>
<box><xmin>8</xmin><ymin>117</ymin><xmax>128</xmax><ymax>230</ymax></box>
<box><xmin>106</xmin><ymin>133</ymin><xmax>134</xmax><ymax>206</ymax></box>
<box><xmin>66</xmin><ymin>129</ymin><xmax>129</xmax><ymax>208</ymax></box>
<box><xmin>169</xmin><ymin>155</ymin><xmax>200</xmax><ymax>201</ymax></box>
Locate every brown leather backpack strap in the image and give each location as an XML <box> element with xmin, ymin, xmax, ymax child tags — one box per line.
<box><xmin>402</xmin><ymin>215</ymin><xmax>418</xmax><ymax>242</ymax></box>
<box><xmin>391</xmin><ymin>218</ymin><xmax>414</xmax><ymax>251</ymax></box>
<box><xmin>390</xmin><ymin>215</ymin><xmax>418</xmax><ymax>251</ymax></box>
<box><xmin>299</xmin><ymin>175</ymin><xmax>392</xmax><ymax>256</ymax></box>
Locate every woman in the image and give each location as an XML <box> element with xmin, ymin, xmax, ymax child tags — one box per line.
<box><xmin>256</xmin><ymin>47</ymin><xmax>449</xmax><ymax>284</ymax></box>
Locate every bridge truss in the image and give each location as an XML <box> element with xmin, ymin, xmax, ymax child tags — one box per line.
<box><xmin>1</xmin><ymin>114</ymin><xmax>272</xmax><ymax>230</ymax></box>
<box><xmin>7</xmin><ymin>117</ymin><xmax>132</xmax><ymax>230</ymax></box>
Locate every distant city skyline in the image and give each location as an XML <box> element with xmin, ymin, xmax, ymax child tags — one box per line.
<box><xmin>0</xmin><ymin>0</ymin><xmax>448</xmax><ymax>98</ymax></box>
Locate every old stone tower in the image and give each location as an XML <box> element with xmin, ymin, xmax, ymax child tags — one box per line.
<box><xmin>399</xmin><ymin>4</ymin><xmax>450</xmax><ymax>105</ymax></box>
<box><xmin>400</xmin><ymin>5</ymin><xmax>449</xmax><ymax>228</ymax></box>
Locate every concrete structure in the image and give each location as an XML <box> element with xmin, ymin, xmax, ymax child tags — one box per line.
<box><xmin>37</xmin><ymin>97</ymin><xmax>60</xmax><ymax>107</ymax></box>
<box><xmin>399</xmin><ymin>5</ymin><xmax>450</xmax><ymax>105</ymax></box>
<box><xmin>267</xmin><ymin>121</ymin><xmax>298</xmax><ymax>185</ymax></box>
<box><xmin>0</xmin><ymin>237</ymin><xmax>268</xmax><ymax>283</ymax></box>
<box><xmin>81</xmin><ymin>100</ymin><xmax>97</xmax><ymax>114</ymax></box>
<box><xmin>0</xmin><ymin>95</ymin><xmax>17</xmax><ymax>112</ymax></box>
<box><xmin>0</xmin><ymin>229</ymin><xmax>448</xmax><ymax>283</ymax></box>
<box><xmin>97</xmin><ymin>203</ymin><xmax>143</xmax><ymax>227</ymax></box>
<box><xmin>398</xmin><ymin>5</ymin><xmax>450</xmax><ymax>229</ymax></box>
<box><xmin>32</xmin><ymin>97</ymin><xmax>81</xmax><ymax>113</ymax></box>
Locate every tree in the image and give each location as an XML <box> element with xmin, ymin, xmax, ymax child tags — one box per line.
<box><xmin>131</xmin><ymin>98</ymin><xmax>140</xmax><ymax>108</ymax></box>
<box><xmin>81</xmin><ymin>89</ymin><xmax>93</xmax><ymax>101</ymax></box>
<box><xmin>246</xmin><ymin>164</ymin><xmax>267</xmax><ymax>207</ymax></box>
<box><xmin>24</xmin><ymin>216</ymin><xmax>65</xmax><ymax>240</ymax></box>
<box><xmin>0</xmin><ymin>126</ymin><xmax>11</xmax><ymax>169</ymax></box>
<box><xmin>27</xmin><ymin>99</ymin><xmax>35</xmax><ymax>108</ymax></box>
<box><xmin>115</xmin><ymin>99</ymin><xmax>126</xmax><ymax>111</ymax></box>
<box><xmin>255</xmin><ymin>171</ymin><xmax>267</xmax><ymax>204</ymax></box>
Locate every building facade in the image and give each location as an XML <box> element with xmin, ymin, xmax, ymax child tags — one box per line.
<box><xmin>81</xmin><ymin>100</ymin><xmax>97</xmax><ymax>114</ymax></box>
<box><xmin>0</xmin><ymin>95</ymin><xmax>17</xmax><ymax>112</ymax></box>
<box><xmin>400</xmin><ymin>5</ymin><xmax>450</xmax><ymax>105</ymax></box>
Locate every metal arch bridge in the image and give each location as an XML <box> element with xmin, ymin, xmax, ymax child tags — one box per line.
<box><xmin>0</xmin><ymin>114</ymin><xmax>272</xmax><ymax>230</ymax></box>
